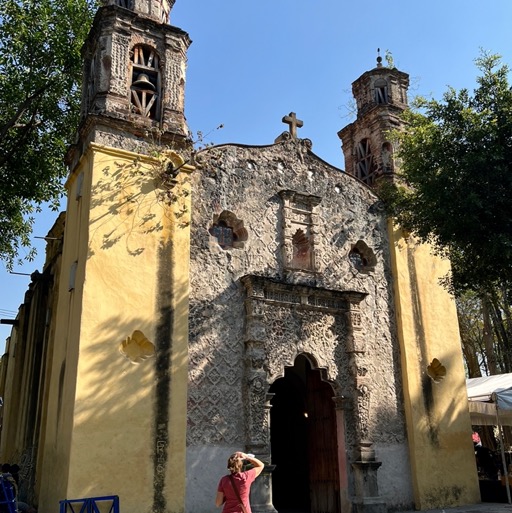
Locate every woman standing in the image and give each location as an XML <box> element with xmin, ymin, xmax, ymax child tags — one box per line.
<box><xmin>215</xmin><ymin>452</ymin><xmax>264</xmax><ymax>513</ymax></box>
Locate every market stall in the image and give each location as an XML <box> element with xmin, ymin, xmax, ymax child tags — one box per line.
<box><xmin>467</xmin><ymin>373</ymin><xmax>512</xmax><ymax>503</ymax></box>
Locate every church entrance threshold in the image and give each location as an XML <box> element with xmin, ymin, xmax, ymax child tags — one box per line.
<box><xmin>269</xmin><ymin>355</ymin><xmax>340</xmax><ymax>513</ymax></box>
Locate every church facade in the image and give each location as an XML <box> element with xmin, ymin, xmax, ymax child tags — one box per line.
<box><xmin>0</xmin><ymin>1</ymin><xmax>480</xmax><ymax>513</ymax></box>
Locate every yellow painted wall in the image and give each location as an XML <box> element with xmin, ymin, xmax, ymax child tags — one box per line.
<box><xmin>0</xmin><ymin>302</ymin><xmax>40</xmax><ymax>465</ymax></box>
<box><xmin>0</xmin><ymin>216</ymin><xmax>63</xmax><ymax>493</ymax></box>
<box><xmin>38</xmin><ymin>143</ymin><xmax>191</xmax><ymax>513</ymax></box>
<box><xmin>388</xmin><ymin>221</ymin><xmax>480</xmax><ymax>509</ymax></box>
<box><xmin>0</xmin><ymin>333</ymin><xmax>19</xmax><ymax>461</ymax></box>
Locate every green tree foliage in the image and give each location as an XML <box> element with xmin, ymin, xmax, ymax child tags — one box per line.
<box><xmin>0</xmin><ymin>0</ymin><xmax>97</xmax><ymax>269</ymax></box>
<box><xmin>383</xmin><ymin>53</ymin><xmax>512</xmax><ymax>294</ymax></box>
<box><xmin>458</xmin><ymin>287</ymin><xmax>512</xmax><ymax>377</ymax></box>
<box><xmin>457</xmin><ymin>291</ymin><xmax>485</xmax><ymax>376</ymax></box>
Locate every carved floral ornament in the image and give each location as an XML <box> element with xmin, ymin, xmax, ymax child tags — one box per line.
<box><xmin>427</xmin><ymin>358</ymin><xmax>447</xmax><ymax>383</ymax></box>
<box><xmin>119</xmin><ymin>330</ymin><xmax>155</xmax><ymax>363</ymax></box>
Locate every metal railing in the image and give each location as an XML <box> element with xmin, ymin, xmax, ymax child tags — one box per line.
<box><xmin>59</xmin><ymin>495</ymin><xmax>120</xmax><ymax>513</ymax></box>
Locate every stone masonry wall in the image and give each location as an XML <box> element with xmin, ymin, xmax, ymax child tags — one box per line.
<box><xmin>186</xmin><ymin>137</ymin><xmax>412</xmax><ymax>508</ymax></box>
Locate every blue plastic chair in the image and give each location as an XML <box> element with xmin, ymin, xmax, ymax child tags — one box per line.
<box><xmin>0</xmin><ymin>475</ymin><xmax>17</xmax><ymax>513</ymax></box>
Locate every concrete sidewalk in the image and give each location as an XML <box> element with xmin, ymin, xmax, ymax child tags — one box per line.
<box><xmin>393</xmin><ymin>503</ymin><xmax>512</xmax><ymax>513</ymax></box>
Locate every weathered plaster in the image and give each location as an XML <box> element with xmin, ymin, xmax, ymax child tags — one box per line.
<box><xmin>388</xmin><ymin>222</ymin><xmax>480</xmax><ymax>509</ymax></box>
<box><xmin>38</xmin><ymin>144</ymin><xmax>192</xmax><ymax>513</ymax></box>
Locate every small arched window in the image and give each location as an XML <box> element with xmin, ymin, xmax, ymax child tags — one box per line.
<box><xmin>349</xmin><ymin>248</ymin><xmax>367</xmax><ymax>270</ymax></box>
<box><xmin>209</xmin><ymin>211</ymin><xmax>248</xmax><ymax>250</ymax></box>
<box><xmin>130</xmin><ymin>45</ymin><xmax>160</xmax><ymax>120</ymax></box>
<box><xmin>349</xmin><ymin>241</ymin><xmax>377</xmax><ymax>273</ymax></box>
<box><xmin>355</xmin><ymin>139</ymin><xmax>377</xmax><ymax>185</ymax></box>
<box><xmin>210</xmin><ymin>221</ymin><xmax>235</xmax><ymax>249</ymax></box>
<box><xmin>374</xmin><ymin>78</ymin><xmax>388</xmax><ymax>104</ymax></box>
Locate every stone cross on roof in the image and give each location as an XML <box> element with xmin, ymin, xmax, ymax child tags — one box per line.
<box><xmin>282</xmin><ymin>112</ymin><xmax>303</xmax><ymax>138</ymax></box>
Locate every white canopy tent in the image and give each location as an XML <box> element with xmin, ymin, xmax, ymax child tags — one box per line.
<box><xmin>467</xmin><ymin>373</ymin><xmax>512</xmax><ymax>504</ymax></box>
<box><xmin>467</xmin><ymin>373</ymin><xmax>512</xmax><ymax>426</ymax></box>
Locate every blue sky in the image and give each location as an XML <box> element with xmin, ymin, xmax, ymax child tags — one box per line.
<box><xmin>1</xmin><ymin>0</ymin><xmax>512</xmax><ymax>350</ymax></box>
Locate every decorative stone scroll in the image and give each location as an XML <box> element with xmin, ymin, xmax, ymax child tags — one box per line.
<box><xmin>241</xmin><ymin>275</ymin><xmax>367</xmax><ymax>454</ymax></box>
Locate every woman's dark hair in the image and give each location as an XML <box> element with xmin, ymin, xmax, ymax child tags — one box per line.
<box><xmin>227</xmin><ymin>454</ymin><xmax>243</xmax><ymax>474</ymax></box>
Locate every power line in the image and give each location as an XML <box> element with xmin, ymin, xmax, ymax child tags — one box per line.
<box><xmin>0</xmin><ymin>309</ymin><xmax>17</xmax><ymax>316</ymax></box>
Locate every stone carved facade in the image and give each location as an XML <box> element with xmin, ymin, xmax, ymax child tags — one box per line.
<box><xmin>187</xmin><ymin>136</ymin><xmax>411</xmax><ymax>510</ymax></box>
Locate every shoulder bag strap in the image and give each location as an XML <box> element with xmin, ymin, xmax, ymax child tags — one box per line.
<box><xmin>228</xmin><ymin>474</ymin><xmax>248</xmax><ymax>513</ymax></box>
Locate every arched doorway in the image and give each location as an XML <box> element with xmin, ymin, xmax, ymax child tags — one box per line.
<box><xmin>269</xmin><ymin>355</ymin><xmax>340</xmax><ymax>513</ymax></box>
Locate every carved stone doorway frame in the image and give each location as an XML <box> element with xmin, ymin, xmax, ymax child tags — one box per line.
<box><xmin>241</xmin><ymin>275</ymin><xmax>376</xmax><ymax>513</ymax></box>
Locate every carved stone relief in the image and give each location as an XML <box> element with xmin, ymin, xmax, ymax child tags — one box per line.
<box><xmin>111</xmin><ymin>33</ymin><xmax>130</xmax><ymax>96</ymax></box>
<box><xmin>187</xmin><ymin>141</ymin><xmax>407</xmax><ymax>458</ymax></box>
<box><xmin>242</xmin><ymin>275</ymin><xmax>367</xmax><ymax>455</ymax></box>
<box><xmin>187</xmin><ymin>302</ymin><xmax>246</xmax><ymax>445</ymax></box>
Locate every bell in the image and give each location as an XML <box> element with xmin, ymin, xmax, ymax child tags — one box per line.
<box><xmin>131</xmin><ymin>73</ymin><xmax>156</xmax><ymax>90</ymax></box>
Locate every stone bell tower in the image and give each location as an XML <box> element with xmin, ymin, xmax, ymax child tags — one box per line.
<box><xmin>69</xmin><ymin>0</ymin><xmax>191</xmax><ymax>168</ymax></box>
<box><xmin>338</xmin><ymin>51</ymin><xmax>409</xmax><ymax>187</ymax></box>
<box><xmin>38</xmin><ymin>2</ymin><xmax>194</xmax><ymax>513</ymax></box>
<box><xmin>338</xmin><ymin>55</ymin><xmax>481</xmax><ymax>510</ymax></box>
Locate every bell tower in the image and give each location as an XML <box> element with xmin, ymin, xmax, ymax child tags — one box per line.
<box><xmin>338</xmin><ymin>51</ymin><xmax>409</xmax><ymax>186</ymax></box>
<box><xmin>337</xmin><ymin>56</ymin><xmax>481</xmax><ymax>510</ymax></box>
<box><xmin>38</xmin><ymin>1</ymin><xmax>194</xmax><ymax>512</ymax></box>
<box><xmin>70</xmin><ymin>0</ymin><xmax>191</xmax><ymax>168</ymax></box>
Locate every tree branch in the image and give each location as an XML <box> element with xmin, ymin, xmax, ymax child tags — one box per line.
<box><xmin>0</xmin><ymin>83</ymin><xmax>50</xmax><ymax>140</ymax></box>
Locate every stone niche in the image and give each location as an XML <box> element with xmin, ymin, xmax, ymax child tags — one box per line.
<box><xmin>278</xmin><ymin>190</ymin><xmax>321</xmax><ymax>276</ymax></box>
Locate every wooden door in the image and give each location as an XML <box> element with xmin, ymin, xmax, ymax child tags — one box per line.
<box><xmin>306</xmin><ymin>368</ymin><xmax>340</xmax><ymax>513</ymax></box>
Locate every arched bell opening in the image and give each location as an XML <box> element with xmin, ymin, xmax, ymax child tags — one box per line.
<box><xmin>269</xmin><ymin>354</ymin><xmax>340</xmax><ymax>513</ymax></box>
<box><xmin>129</xmin><ymin>44</ymin><xmax>161</xmax><ymax>120</ymax></box>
